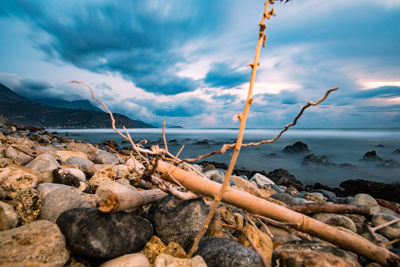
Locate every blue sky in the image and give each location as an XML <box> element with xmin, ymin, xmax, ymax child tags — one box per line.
<box><xmin>0</xmin><ymin>0</ymin><xmax>399</xmax><ymax>128</ymax></box>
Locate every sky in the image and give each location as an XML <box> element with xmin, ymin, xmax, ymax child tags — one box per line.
<box><xmin>0</xmin><ymin>0</ymin><xmax>399</xmax><ymax>128</ymax></box>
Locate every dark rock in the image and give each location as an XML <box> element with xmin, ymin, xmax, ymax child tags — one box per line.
<box><xmin>393</xmin><ymin>149</ymin><xmax>400</xmax><ymax>154</ymax></box>
<box><xmin>168</xmin><ymin>139</ymin><xmax>178</xmax><ymax>144</ymax></box>
<box><xmin>53</xmin><ymin>168</ymin><xmax>89</xmax><ymax>192</ymax></box>
<box><xmin>362</xmin><ymin>150</ymin><xmax>383</xmax><ymax>161</ymax></box>
<box><xmin>268</xmin><ymin>168</ymin><xmax>304</xmax><ymax>191</ymax></box>
<box><xmin>377</xmin><ymin>159</ymin><xmax>400</xmax><ymax>168</ymax></box>
<box><xmin>195</xmin><ymin>237</ymin><xmax>263</xmax><ymax>267</ymax></box>
<box><xmin>313</xmin><ymin>189</ymin><xmax>336</xmax><ymax>200</ymax></box>
<box><xmin>270</xmin><ymin>193</ymin><xmax>300</xmax><ymax>205</ymax></box>
<box><xmin>103</xmin><ymin>139</ymin><xmax>118</xmax><ymax>150</ymax></box>
<box><xmin>339</xmin><ymin>179</ymin><xmax>400</xmax><ymax>203</ymax></box>
<box><xmin>272</xmin><ymin>240</ymin><xmax>360</xmax><ymax>267</ymax></box>
<box><xmin>56</xmin><ymin>208</ymin><xmax>152</xmax><ymax>258</ymax></box>
<box><xmin>200</xmin><ymin>161</ymin><xmax>228</xmax><ymax>171</ymax></box>
<box><xmin>148</xmin><ymin>196</ymin><xmax>208</xmax><ymax>251</ymax></box>
<box><xmin>303</xmin><ymin>153</ymin><xmax>336</xmax><ymax>166</ymax></box>
<box><xmin>283</xmin><ymin>141</ymin><xmax>310</xmax><ymax>153</ymax></box>
<box><xmin>193</xmin><ymin>139</ymin><xmax>209</xmax><ymax>145</ymax></box>
<box><xmin>377</xmin><ymin>144</ymin><xmax>385</xmax><ymax>148</ymax></box>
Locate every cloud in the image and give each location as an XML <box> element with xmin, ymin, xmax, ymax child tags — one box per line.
<box><xmin>204</xmin><ymin>62</ymin><xmax>249</xmax><ymax>89</ymax></box>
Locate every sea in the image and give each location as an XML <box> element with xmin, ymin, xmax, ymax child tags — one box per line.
<box><xmin>48</xmin><ymin>128</ymin><xmax>400</xmax><ymax>187</ymax></box>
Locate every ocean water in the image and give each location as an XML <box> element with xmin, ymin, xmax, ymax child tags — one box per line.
<box><xmin>49</xmin><ymin>128</ymin><xmax>400</xmax><ymax>187</ymax></box>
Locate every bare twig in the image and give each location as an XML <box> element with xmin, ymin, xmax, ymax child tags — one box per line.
<box><xmin>188</xmin><ymin>0</ymin><xmax>274</xmax><ymax>256</ymax></box>
<box><xmin>372</xmin><ymin>218</ymin><xmax>400</xmax><ymax>232</ymax></box>
<box><xmin>254</xmin><ymin>214</ymin><xmax>298</xmax><ymax>228</ymax></box>
<box><xmin>257</xmin><ymin>217</ymin><xmax>274</xmax><ymax>239</ymax></box>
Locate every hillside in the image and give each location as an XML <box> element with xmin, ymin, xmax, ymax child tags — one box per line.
<box><xmin>0</xmin><ymin>83</ymin><xmax>154</xmax><ymax>128</ymax></box>
<box><xmin>30</xmin><ymin>97</ymin><xmax>102</xmax><ymax>112</ymax></box>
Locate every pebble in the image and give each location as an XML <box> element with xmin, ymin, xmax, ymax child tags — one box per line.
<box><xmin>65</xmin><ymin>155</ymin><xmax>94</xmax><ymax>167</ymax></box>
<box><xmin>92</xmin><ymin>149</ymin><xmax>122</xmax><ymax>164</ymax></box>
<box><xmin>313</xmin><ymin>189</ymin><xmax>336</xmax><ymax>200</ymax></box>
<box><xmin>148</xmin><ymin>196</ymin><xmax>208</xmax><ymax>251</ymax></box>
<box><xmin>350</xmin><ymin>193</ymin><xmax>381</xmax><ymax>214</ymax></box>
<box><xmin>250</xmin><ymin>173</ymin><xmax>275</xmax><ymax>187</ymax></box>
<box><xmin>40</xmin><ymin>187</ymin><xmax>92</xmax><ymax>222</ymax></box>
<box><xmin>13</xmin><ymin>187</ymin><xmax>41</xmax><ymax>224</ymax></box>
<box><xmin>313</xmin><ymin>213</ymin><xmax>357</xmax><ymax>233</ymax></box>
<box><xmin>0</xmin><ymin>166</ymin><xmax>39</xmax><ymax>199</ymax></box>
<box><xmin>141</xmin><ymin>235</ymin><xmax>167</xmax><ymax>264</ymax></box>
<box><xmin>88</xmin><ymin>165</ymin><xmax>117</xmax><ymax>191</ymax></box>
<box><xmin>272</xmin><ymin>240</ymin><xmax>361</xmax><ymax>267</ymax></box>
<box><xmin>237</xmin><ymin>224</ymin><xmax>273</xmax><ymax>264</ymax></box>
<box><xmin>0</xmin><ymin>201</ymin><xmax>18</xmax><ymax>230</ymax></box>
<box><xmin>99</xmin><ymin>253</ymin><xmax>150</xmax><ymax>267</ymax></box>
<box><xmin>25</xmin><ymin>154</ymin><xmax>59</xmax><ymax>183</ymax></box>
<box><xmin>204</xmin><ymin>169</ymin><xmax>224</xmax><ymax>180</ymax></box>
<box><xmin>0</xmin><ymin>220</ymin><xmax>69</xmax><ymax>266</ymax></box>
<box><xmin>195</xmin><ymin>237</ymin><xmax>263</xmax><ymax>267</ymax></box>
<box><xmin>56</xmin><ymin>208</ymin><xmax>153</xmax><ymax>258</ymax></box>
<box><xmin>372</xmin><ymin>213</ymin><xmax>400</xmax><ymax>240</ymax></box>
<box><xmin>230</xmin><ymin>176</ymin><xmax>261</xmax><ymax>197</ymax></box>
<box><xmin>4</xmin><ymin>145</ymin><xmax>33</xmax><ymax>164</ymax></box>
<box><xmin>154</xmin><ymin>253</ymin><xmax>207</xmax><ymax>267</ymax></box>
<box><xmin>270</xmin><ymin>192</ymin><xmax>300</xmax><ymax>205</ymax></box>
<box><xmin>53</xmin><ymin>167</ymin><xmax>89</xmax><ymax>192</ymax></box>
<box><xmin>54</xmin><ymin>150</ymin><xmax>89</xmax><ymax>164</ymax></box>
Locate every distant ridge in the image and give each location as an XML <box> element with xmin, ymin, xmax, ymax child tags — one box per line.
<box><xmin>30</xmin><ymin>97</ymin><xmax>102</xmax><ymax>112</ymax></box>
<box><xmin>0</xmin><ymin>83</ymin><xmax>155</xmax><ymax>128</ymax></box>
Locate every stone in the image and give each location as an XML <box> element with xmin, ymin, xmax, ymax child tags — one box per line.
<box><xmin>340</xmin><ymin>179</ymin><xmax>400</xmax><ymax>203</ymax></box>
<box><xmin>347</xmin><ymin>214</ymin><xmax>366</xmax><ymax>234</ymax></box>
<box><xmin>13</xmin><ymin>187</ymin><xmax>41</xmax><ymax>224</ymax></box>
<box><xmin>92</xmin><ymin>149</ymin><xmax>122</xmax><ymax>164</ymax></box>
<box><xmin>195</xmin><ymin>237</ymin><xmax>263</xmax><ymax>267</ymax></box>
<box><xmin>148</xmin><ymin>196</ymin><xmax>208</xmax><ymax>251</ymax></box>
<box><xmin>0</xmin><ymin>158</ymin><xmax>13</xmax><ymax>168</ymax></box>
<box><xmin>141</xmin><ymin>235</ymin><xmax>167</xmax><ymax>264</ymax></box>
<box><xmin>25</xmin><ymin>154</ymin><xmax>59</xmax><ymax>183</ymax></box>
<box><xmin>268</xmin><ymin>168</ymin><xmax>304</xmax><ymax>190</ymax></box>
<box><xmin>154</xmin><ymin>254</ymin><xmax>207</xmax><ymax>267</ymax></box>
<box><xmin>267</xmin><ymin>225</ymin><xmax>300</xmax><ymax>246</ymax></box>
<box><xmin>213</xmin><ymin>178</ymin><xmax>236</xmax><ymax>186</ymax></box>
<box><xmin>36</xmin><ymin>182</ymin><xmax>78</xmax><ymax>199</ymax></box>
<box><xmin>0</xmin><ymin>186</ymin><xmax>5</xmax><ymax>200</ymax></box>
<box><xmin>303</xmin><ymin>153</ymin><xmax>336</xmax><ymax>166</ymax></box>
<box><xmin>164</xmin><ymin>242</ymin><xmax>187</xmax><ymax>258</ymax></box>
<box><xmin>350</xmin><ymin>193</ymin><xmax>381</xmax><ymax>214</ymax></box>
<box><xmin>0</xmin><ymin>220</ymin><xmax>69</xmax><ymax>266</ymax></box>
<box><xmin>66</xmin><ymin>142</ymin><xmax>97</xmax><ymax>159</ymax></box>
<box><xmin>362</xmin><ymin>232</ymin><xmax>389</xmax><ymax>245</ymax></box>
<box><xmin>230</xmin><ymin>176</ymin><xmax>261</xmax><ymax>197</ymax></box>
<box><xmin>272</xmin><ymin>240</ymin><xmax>361</xmax><ymax>267</ymax></box>
<box><xmin>313</xmin><ymin>189</ymin><xmax>336</xmax><ymax>200</ymax></box>
<box><xmin>126</xmin><ymin>157</ymin><xmax>145</xmax><ymax>172</ymax></box>
<box><xmin>372</xmin><ymin>213</ymin><xmax>400</xmax><ymax>240</ymax></box>
<box><xmin>40</xmin><ymin>187</ymin><xmax>92</xmax><ymax>223</ymax></box>
<box><xmin>89</xmin><ymin>165</ymin><xmax>117</xmax><ymax>191</ymax></box>
<box><xmin>285</xmin><ymin>186</ymin><xmax>299</xmax><ymax>196</ymax></box>
<box><xmin>99</xmin><ymin>253</ymin><xmax>150</xmax><ymax>267</ymax></box>
<box><xmin>313</xmin><ymin>213</ymin><xmax>357</xmax><ymax>233</ymax></box>
<box><xmin>283</xmin><ymin>141</ymin><xmax>310</xmax><ymax>153</ymax></box>
<box><xmin>237</xmin><ymin>224</ymin><xmax>273</xmax><ymax>264</ymax></box>
<box><xmin>4</xmin><ymin>145</ymin><xmax>33</xmax><ymax>164</ymax></box>
<box><xmin>53</xmin><ymin>167</ymin><xmax>89</xmax><ymax>192</ymax></box>
<box><xmin>303</xmin><ymin>192</ymin><xmax>325</xmax><ymax>202</ymax></box>
<box><xmin>56</xmin><ymin>208</ymin><xmax>153</xmax><ymax>258</ymax></box>
<box><xmin>362</xmin><ymin>150</ymin><xmax>383</xmax><ymax>161</ymax></box>
<box><xmin>270</xmin><ymin>193</ymin><xmax>300</xmax><ymax>205</ymax></box>
<box><xmin>0</xmin><ymin>201</ymin><xmax>18</xmax><ymax>230</ymax></box>
<box><xmin>54</xmin><ymin>150</ymin><xmax>89</xmax><ymax>163</ymax></box>
<box><xmin>65</xmin><ymin>156</ymin><xmax>94</xmax><ymax>167</ymax></box>
<box><xmin>0</xmin><ymin>166</ymin><xmax>39</xmax><ymax>199</ymax></box>
<box><xmin>114</xmin><ymin>164</ymin><xmax>133</xmax><ymax>179</ymax></box>
<box><xmin>250</xmin><ymin>173</ymin><xmax>275</xmax><ymax>187</ymax></box>
<box><xmin>203</xmin><ymin>163</ymin><xmax>215</xmax><ymax>172</ymax></box>
<box><xmin>204</xmin><ymin>169</ymin><xmax>224</xmax><ymax>180</ymax></box>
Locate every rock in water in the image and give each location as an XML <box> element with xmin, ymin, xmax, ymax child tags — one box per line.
<box><xmin>283</xmin><ymin>141</ymin><xmax>310</xmax><ymax>153</ymax></box>
<box><xmin>195</xmin><ymin>237</ymin><xmax>263</xmax><ymax>267</ymax></box>
<box><xmin>0</xmin><ymin>220</ymin><xmax>69</xmax><ymax>266</ymax></box>
<box><xmin>148</xmin><ymin>196</ymin><xmax>208</xmax><ymax>251</ymax></box>
<box><xmin>56</xmin><ymin>208</ymin><xmax>153</xmax><ymax>258</ymax></box>
<box><xmin>302</xmin><ymin>153</ymin><xmax>336</xmax><ymax>166</ymax></box>
<box><xmin>362</xmin><ymin>150</ymin><xmax>383</xmax><ymax>161</ymax></box>
<box><xmin>272</xmin><ymin>240</ymin><xmax>361</xmax><ymax>267</ymax></box>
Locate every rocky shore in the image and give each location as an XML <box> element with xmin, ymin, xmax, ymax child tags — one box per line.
<box><xmin>0</xmin><ymin>121</ymin><xmax>399</xmax><ymax>266</ymax></box>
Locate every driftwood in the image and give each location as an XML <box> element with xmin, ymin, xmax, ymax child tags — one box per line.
<box><xmin>96</xmin><ymin>182</ymin><xmax>167</xmax><ymax>213</ymax></box>
<box><xmin>287</xmin><ymin>202</ymin><xmax>370</xmax><ymax>215</ymax></box>
<box><xmin>157</xmin><ymin>160</ymin><xmax>400</xmax><ymax>266</ymax></box>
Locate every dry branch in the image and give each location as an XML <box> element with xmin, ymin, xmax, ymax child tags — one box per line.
<box><xmin>287</xmin><ymin>202</ymin><xmax>370</xmax><ymax>215</ymax></box>
<box><xmin>157</xmin><ymin>160</ymin><xmax>400</xmax><ymax>265</ymax></box>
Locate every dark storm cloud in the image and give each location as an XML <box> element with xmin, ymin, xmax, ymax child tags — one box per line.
<box><xmin>20</xmin><ymin>79</ymin><xmax>52</xmax><ymax>91</ymax></box>
<box><xmin>204</xmin><ymin>62</ymin><xmax>249</xmax><ymax>89</ymax></box>
<box><xmin>1</xmin><ymin>0</ymin><xmax>229</xmax><ymax>95</ymax></box>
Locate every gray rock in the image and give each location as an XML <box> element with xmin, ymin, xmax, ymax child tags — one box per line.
<box><xmin>250</xmin><ymin>173</ymin><xmax>275</xmax><ymax>187</ymax></box>
<box><xmin>350</xmin><ymin>193</ymin><xmax>381</xmax><ymax>214</ymax></box>
<box><xmin>53</xmin><ymin>167</ymin><xmax>89</xmax><ymax>192</ymax></box>
<box><xmin>56</xmin><ymin>208</ymin><xmax>152</xmax><ymax>258</ymax></box>
<box><xmin>36</xmin><ymin>183</ymin><xmax>78</xmax><ymax>199</ymax></box>
<box><xmin>4</xmin><ymin>145</ymin><xmax>33</xmax><ymax>164</ymax></box>
<box><xmin>268</xmin><ymin>225</ymin><xmax>301</xmax><ymax>244</ymax></box>
<box><xmin>302</xmin><ymin>153</ymin><xmax>336</xmax><ymax>166</ymax></box>
<box><xmin>148</xmin><ymin>196</ymin><xmax>208</xmax><ymax>251</ymax></box>
<box><xmin>0</xmin><ymin>201</ymin><xmax>18</xmax><ymax>230</ymax></box>
<box><xmin>25</xmin><ymin>154</ymin><xmax>60</xmax><ymax>183</ymax></box>
<box><xmin>0</xmin><ymin>166</ymin><xmax>39</xmax><ymax>199</ymax></box>
<box><xmin>313</xmin><ymin>189</ymin><xmax>336</xmax><ymax>200</ymax></box>
<box><xmin>40</xmin><ymin>187</ymin><xmax>92</xmax><ymax>222</ymax></box>
<box><xmin>313</xmin><ymin>213</ymin><xmax>357</xmax><ymax>233</ymax></box>
<box><xmin>270</xmin><ymin>193</ymin><xmax>300</xmax><ymax>205</ymax></box>
<box><xmin>270</xmin><ymin>184</ymin><xmax>287</xmax><ymax>194</ymax></box>
<box><xmin>204</xmin><ymin>169</ymin><xmax>225</xmax><ymax>180</ymax></box>
<box><xmin>283</xmin><ymin>141</ymin><xmax>310</xmax><ymax>153</ymax></box>
<box><xmin>272</xmin><ymin>240</ymin><xmax>360</xmax><ymax>267</ymax></box>
<box><xmin>65</xmin><ymin>156</ymin><xmax>94</xmax><ymax>167</ymax></box>
<box><xmin>213</xmin><ymin>178</ymin><xmax>236</xmax><ymax>186</ymax></box>
<box><xmin>195</xmin><ymin>237</ymin><xmax>263</xmax><ymax>267</ymax></box>
<box><xmin>0</xmin><ymin>220</ymin><xmax>69</xmax><ymax>266</ymax></box>
<box><xmin>92</xmin><ymin>149</ymin><xmax>122</xmax><ymax>165</ymax></box>
<box><xmin>372</xmin><ymin>213</ymin><xmax>400</xmax><ymax>240</ymax></box>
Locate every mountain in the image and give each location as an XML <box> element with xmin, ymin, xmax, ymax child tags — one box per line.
<box><xmin>30</xmin><ymin>97</ymin><xmax>102</xmax><ymax>112</ymax></box>
<box><xmin>0</xmin><ymin>83</ymin><xmax>155</xmax><ymax>128</ymax></box>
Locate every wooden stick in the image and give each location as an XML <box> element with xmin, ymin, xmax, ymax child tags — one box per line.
<box><xmin>157</xmin><ymin>160</ymin><xmax>399</xmax><ymax>265</ymax></box>
<box><xmin>372</xmin><ymin>218</ymin><xmax>400</xmax><ymax>232</ymax></box>
<box><xmin>287</xmin><ymin>202</ymin><xmax>370</xmax><ymax>215</ymax></box>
